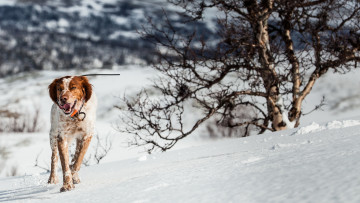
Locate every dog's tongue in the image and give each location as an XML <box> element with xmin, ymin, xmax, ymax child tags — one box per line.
<box><xmin>62</xmin><ymin>103</ymin><xmax>71</xmax><ymax>111</ymax></box>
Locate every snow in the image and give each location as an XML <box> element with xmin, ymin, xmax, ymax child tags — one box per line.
<box><xmin>110</xmin><ymin>16</ymin><xmax>128</xmax><ymax>25</ymax></box>
<box><xmin>1</xmin><ymin>123</ymin><xmax>360</xmax><ymax>202</ymax></box>
<box><xmin>276</xmin><ymin>96</ymin><xmax>296</xmax><ymax>129</ymax></box>
<box><xmin>0</xmin><ymin>0</ymin><xmax>14</xmax><ymax>6</ymax></box>
<box><xmin>0</xmin><ymin>66</ymin><xmax>360</xmax><ymax>202</ymax></box>
<box><xmin>58</xmin><ymin>18</ymin><xmax>69</xmax><ymax>27</ymax></box>
<box><xmin>45</xmin><ymin>19</ymin><xmax>69</xmax><ymax>30</ymax></box>
<box><xmin>202</xmin><ymin>7</ymin><xmax>223</xmax><ymax>33</ymax></box>
<box><xmin>295</xmin><ymin>120</ymin><xmax>360</xmax><ymax>135</ymax></box>
<box><xmin>109</xmin><ymin>31</ymin><xmax>140</xmax><ymax>40</ymax></box>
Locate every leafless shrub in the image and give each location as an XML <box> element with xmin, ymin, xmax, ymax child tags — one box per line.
<box><xmin>6</xmin><ymin>165</ymin><xmax>19</xmax><ymax>177</ymax></box>
<box><xmin>206</xmin><ymin>105</ymin><xmax>257</xmax><ymax>138</ymax></box>
<box><xmin>34</xmin><ymin>151</ymin><xmax>50</xmax><ymax>173</ymax></box>
<box><xmin>0</xmin><ymin>144</ymin><xmax>9</xmax><ymax>176</ymax></box>
<box><xmin>0</xmin><ymin>106</ymin><xmax>43</xmax><ymax>133</ymax></box>
<box><xmin>0</xmin><ymin>145</ymin><xmax>10</xmax><ymax>160</ymax></box>
<box><xmin>82</xmin><ymin>133</ymin><xmax>113</xmax><ymax>166</ymax></box>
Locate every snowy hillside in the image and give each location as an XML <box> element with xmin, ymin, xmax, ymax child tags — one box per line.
<box><xmin>0</xmin><ymin>66</ymin><xmax>360</xmax><ymax>201</ymax></box>
<box><xmin>1</xmin><ymin>120</ymin><xmax>360</xmax><ymax>202</ymax></box>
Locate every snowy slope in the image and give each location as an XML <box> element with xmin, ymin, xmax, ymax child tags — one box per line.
<box><xmin>1</xmin><ymin>120</ymin><xmax>360</xmax><ymax>202</ymax></box>
<box><xmin>1</xmin><ymin>67</ymin><xmax>360</xmax><ymax>177</ymax></box>
<box><xmin>0</xmin><ymin>67</ymin><xmax>360</xmax><ymax>202</ymax></box>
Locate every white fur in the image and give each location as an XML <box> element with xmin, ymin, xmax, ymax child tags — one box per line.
<box><xmin>49</xmin><ymin>91</ymin><xmax>97</xmax><ymax>147</ymax></box>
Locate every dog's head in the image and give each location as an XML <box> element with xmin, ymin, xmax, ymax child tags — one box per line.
<box><xmin>49</xmin><ymin>76</ymin><xmax>92</xmax><ymax>115</ymax></box>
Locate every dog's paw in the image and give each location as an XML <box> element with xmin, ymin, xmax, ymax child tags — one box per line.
<box><xmin>72</xmin><ymin>172</ymin><xmax>81</xmax><ymax>184</ymax></box>
<box><xmin>60</xmin><ymin>183</ymin><xmax>75</xmax><ymax>192</ymax></box>
<box><xmin>48</xmin><ymin>176</ymin><xmax>59</xmax><ymax>184</ymax></box>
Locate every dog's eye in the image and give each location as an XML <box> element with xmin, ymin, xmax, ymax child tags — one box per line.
<box><xmin>71</xmin><ymin>87</ymin><xmax>76</xmax><ymax>90</ymax></box>
<box><xmin>57</xmin><ymin>88</ymin><xmax>62</xmax><ymax>91</ymax></box>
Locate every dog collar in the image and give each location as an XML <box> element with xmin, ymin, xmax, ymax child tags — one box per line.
<box><xmin>70</xmin><ymin>99</ymin><xmax>86</xmax><ymax>121</ymax></box>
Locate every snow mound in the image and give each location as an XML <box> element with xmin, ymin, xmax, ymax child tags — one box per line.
<box><xmin>295</xmin><ymin>120</ymin><xmax>360</xmax><ymax>135</ymax></box>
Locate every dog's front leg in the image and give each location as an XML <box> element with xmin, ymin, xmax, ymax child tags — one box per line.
<box><xmin>71</xmin><ymin>135</ymin><xmax>92</xmax><ymax>184</ymax></box>
<box><xmin>48</xmin><ymin>140</ymin><xmax>59</xmax><ymax>184</ymax></box>
<box><xmin>57</xmin><ymin>136</ymin><xmax>75</xmax><ymax>192</ymax></box>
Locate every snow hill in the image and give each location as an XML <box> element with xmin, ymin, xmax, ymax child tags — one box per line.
<box><xmin>1</xmin><ymin>120</ymin><xmax>360</xmax><ymax>202</ymax></box>
<box><xmin>0</xmin><ymin>66</ymin><xmax>360</xmax><ymax>202</ymax></box>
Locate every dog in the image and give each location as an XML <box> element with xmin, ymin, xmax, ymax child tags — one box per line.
<box><xmin>47</xmin><ymin>76</ymin><xmax>97</xmax><ymax>192</ymax></box>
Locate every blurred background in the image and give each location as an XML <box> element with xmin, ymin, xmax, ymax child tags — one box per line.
<box><xmin>0</xmin><ymin>0</ymin><xmax>218</xmax><ymax>77</ymax></box>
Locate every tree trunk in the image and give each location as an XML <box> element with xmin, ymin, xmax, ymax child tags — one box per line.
<box><xmin>267</xmin><ymin>86</ymin><xmax>287</xmax><ymax>131</ymax></box>
<box><xmin>252</xmin><ymin>0</ymin><xmax>287</xmax><ymax>132</ymax></box>
<box><xmin>289</xmin><ymin>100</ymin><xmax>302</xmax><ymax>128</ymax></box>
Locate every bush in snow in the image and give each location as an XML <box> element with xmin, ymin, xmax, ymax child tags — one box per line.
<box><xmin>206</xmin><ymin>105</ymin><xmax>257</xmax><ymax>138</ymax></box>
<box><xmin>0</xmin><ymin>108</ymin><xmax>42</xmax><ymax>133</ymax></box>
<box><xmin>119</xmin><ymin>0</ymin><xmax>360</xmax><ymax>152</ymax></box>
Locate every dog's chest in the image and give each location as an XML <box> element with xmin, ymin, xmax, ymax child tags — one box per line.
<box><xmin>49</xmin><ymin>93</ymin><xmax>96</xmax><ymax>141</ymax></box>
<box><xmin>58</xmin><ymin>116</ymin><xmax>90</xmax><ymax>139</ymax></box>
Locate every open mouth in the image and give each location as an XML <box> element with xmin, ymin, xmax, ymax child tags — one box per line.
<box><xmin>59</xmin><ymin>100</ymin><xmax>77</xmax><ymax>115</ymax></box>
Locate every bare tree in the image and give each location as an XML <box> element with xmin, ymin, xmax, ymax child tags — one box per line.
<box><xmin>118</xmin><ymin>0</ymin><xmax>360</xmax><ymax>152</ymax></box>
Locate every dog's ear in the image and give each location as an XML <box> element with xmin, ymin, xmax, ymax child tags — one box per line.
<box><xmin>80</xmin><ymin>76</ymin><xmax>92</xmax><ymax>102</ymax></box>
<box><xmin>48</xmin><ymin>78</ymin><xmax>60</xmax><ymax>104</ymax></box>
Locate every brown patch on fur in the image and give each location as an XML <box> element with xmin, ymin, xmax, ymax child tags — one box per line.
<box><xmin>48</xmin><ymin>78</ymin><xmax>61</xmax><ymax>104</ymax></box>
<box><xmin>48</xmin><ymin>76</ymin><xmax>92</xmax><ymax>105</ymax></box>
<box><xmin>67</xmin><ymin>76</ymin><xmax>92</xmax><ymax>102</ymax></box>
<box><xmin>81</xmin><ymin>76</ymin><xmax>92</xmax><ymax>102</ymax></box>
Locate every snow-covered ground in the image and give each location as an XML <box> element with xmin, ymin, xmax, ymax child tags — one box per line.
<box><xmin>1</xmin><ymin>120</ymin><xmax>360</xmax><ymax>202</ymax></box>
<box><xmin>1</xmin><ymin>66</ymin><xmax>360</xmax><ymax>202</ymax></box>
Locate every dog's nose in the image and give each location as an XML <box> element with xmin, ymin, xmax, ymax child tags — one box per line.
<box><xmin>60</xmin><ymin>95</ymin><xmax>68</xmax><ymax>103</ymax></box>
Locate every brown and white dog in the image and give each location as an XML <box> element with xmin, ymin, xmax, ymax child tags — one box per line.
<box><xmin>48</xmin><ymin>76</ymin><xmax>97</xmax><ymax>192</ymax></box>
